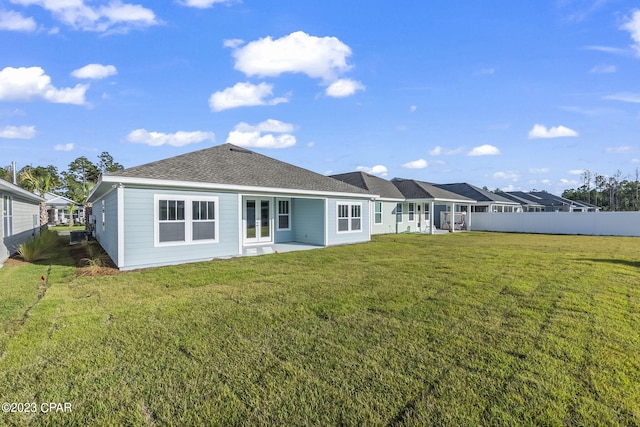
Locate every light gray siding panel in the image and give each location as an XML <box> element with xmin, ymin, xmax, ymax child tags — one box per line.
<box><xmin>1</xmin><ymin>193</ymin><xmax>40</xmax><ymax>264</ymax></box>
<box><xmin>121</xmin><ymin>188</ymin><xmax>240</xmax><ymax>270</ymax></box>
<box><xmin>326</xmin><ymin>198</ymin><xmax>370</xmax><ymax>246</ymax></box>
<box><xmin>292</xmin><ymin>198</ymin><xmax>325</xmax><ymax>245</ymax></box>
<box><xmin>93</xmin><ymin>190</ymin><xmax>119</xmax><ymax>265</ymax></box>
<box><xmin>372</xmin><ymin>201</ymin><xmax>402</xmax><ymax>234</ymax></box>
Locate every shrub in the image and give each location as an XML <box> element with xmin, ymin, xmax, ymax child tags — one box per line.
<box><xmin>16</xmin><ymin>230</ymin><xmax>60</xmax><ymax>262</ymax></box>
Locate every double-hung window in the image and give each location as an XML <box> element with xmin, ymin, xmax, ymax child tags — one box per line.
<box><xmin>3</xmin><ymin>195</ymin><xmax>13</xmax><ymax>237</ymax></box>
<box><xmin>408</xmin><ymin>203</ymin><xmax>415</xmax><ymax>221</ymax></box>
<box><xmin>277</xmin><ymin>199</ymin><xmax>290</xmax><ymax>230</ymax></box>
<box><xmin>192</xmin><ymin>201</ymin><xmax>216</xmax><ymax>240</ymax></box>
<box><xmin>396</xmin><ymin>203</ymin><xmax>403</xmax><ymax>223</ymax></box>
<box><xmin>155</xmin><ymin>195</ymin><xmax>218</xmax><ymax>246</ymax></box>
<box><xmin>337</xmin><ymin>202</ymin><xmax>362</xmax><ymax>233</ymax></box>
<box><xmin>374</xmin><ymin>202</ymin><xmax>382</xmax><ymax>224</ymax></box>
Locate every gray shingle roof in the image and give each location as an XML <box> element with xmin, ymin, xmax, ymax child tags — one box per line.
<box><xmin>391</xmin><ymin>178</ymin><xmax>475</xmax><ymax>201</ymax></box>
<box><xmin>434</xmin><ymin>183</ymin><xmax>519</xmax><ymax>204</ymax></box>
<box><xmin>108</xmin><ymin>143</ymin><xmax>371</xmax><ymax>195</ymax></box>
<box><xmin>330</xmin><ymin>172</ymin><xmax>404</xmax><ymax>199</ymax></box>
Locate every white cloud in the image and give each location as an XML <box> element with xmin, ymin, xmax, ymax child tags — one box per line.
<box><xmin>528</xmin><ymin>124</ymin><xmax>578</xmax><ymax>139</ymax></box>
<box><xmin>9</xmin><ymin>0</ymin><xmax>159</xmax><ymax>33</ymax></box>
<box><xmin>0</xmin><ymin>10</ymin><xmax>36</xmax><ymax>31</ymax></box>
<box><xmin>603</xmin><ymin>93</ymin><xmax>640</xmax><ymax>103</ymax></box>
<box><xmin>0</xmin><ymin>125</ymin><xmax>36</xmax><ymax>139</ymax></box>
<box><xmin>325</xmin><ymin>78</ymin><xmax>365</xmax><ymax>98</ymax></box>
<box><xmin>590</xmin><ymin>64</ymin><xmax>616</xmax><ymax>74</ymax></box>
<box><xmin>529</xmin><ymin>167</ymin><xmax>550</xmax><ymax>174</ymax></box>
<box><xmin>209</xmin><ymin>82</ymin><xmax>288</xmax><ymax>112</ymax></box>
<box><xmin>429</xmin><ymin>146</ymin><xmax>442</xmax><ymax>156</ymax></box>
<box><xmin>71</xmin><ymin>64</ymin><xmax>117</xmax><ymax>79</ymax></box>
<box><xmin>226</xmin><ymin>119</ymin><xmax>296</xmax><ymax>149</ymax></box>
<box><xmin>584</xmin><ymin>45</ymin><xmax>628</xmax><ymax>55</ymax></box>
<box><xmin>402</xmin><ymin>159</ymin><xmax>428</xmax><ymax>169</ymax></box>
<box><xmin>127</xmin><ymin>129</ymin><xmax>215</xmax><ymax>147</ymax></box>
<box><xmin>605</xmin><ymin>146</ymin><xmax>634</xmax><ymax>154</ymax></box>
<box><xmin>409</xmin><ymin>105</ymin><xmax>417</xmax><ymax>113</ymax></box>
<box><xmin>568</xmin><ymin>169</ymin><xmax>585</xmax><ymax>175</ymax></box>
<box><xmin>179</xmin><ymin>0</ymin><xmax>231</xmax><ymax>8</ymax></box>
<box><xmin>0</xmin><ymin>66</ymin><xmax>88</xmax><ymax>105</ymax></box>
<box><xmin>621</xmin><ymin>9</ymin><xmax>640</xmax><ymax>55</ymax></box>
<box><xmin>356</xmin><ymin>165</ymin><xmax>388</xmax><ymax>176</ymax></box>
<box><xmin>223</xmin><ymin>38</ymin><xmax>244</xmax><ymax>48</ymax></box>
<box><xmin>560</xmin><ymin>178</ymin><xmax>578</xmax><ymax>185</ymax></box>
<box><xmin>54</xmin><ymin>143</ymin><xmax>74</xmax><ymax>151</ymax></box>
<box><xmin>493</xmin><ymin>171</ymin><xmax>519</xmax><ymax>180</ymax></box>
<box><xmin>468</xmin><ymin>144</ymin><xmax>500</xmax><ymax>156</ymax></box>
<box><xmin>234</xmin><ymin>119</ymin><xmax>294</xmax><ymax>134</ymax></box>
<box><xmin>231</xmin><ymin>31</ymin><xmax>352</xmax><ymax>82</ymax></box>
<box><xmin>632</xmin><ymin>158</ymin><xmax>640</xmax><ymax>164</ymax></box>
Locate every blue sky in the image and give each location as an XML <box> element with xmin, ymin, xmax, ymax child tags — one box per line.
<box><xmin>1</xmin><ymin>0</ymin><xmax>640</xmax><ymax>193</ymax></box>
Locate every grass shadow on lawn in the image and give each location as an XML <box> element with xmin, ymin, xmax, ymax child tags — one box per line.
<box><xmin>578</xmin><ymin>258</ymin><xmax>640</xmax><ymax>269</ymax></box>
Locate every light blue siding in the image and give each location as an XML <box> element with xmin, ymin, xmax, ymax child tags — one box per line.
<box><xmin>292</xmin><ymin>198</ymin><xmax>325</xmax><ymax>245</ymax></box>
<box><xmin>120</xmin><ymin>187</ymin><xmax>239</xmax><ymax>270</ymax></box>
<box><xmin>372</xmin><ymin>200</ymin><xmax>402</xmax><ymax>234</ymax></box>
<box><xmin>93</xmin><ymin>189</ymin><xmax>119</xmax><ymax>265</ymax></box>
<box><xmin>1</xmin><ymin>194</ymin><xmax>40</xmax><ymax>262</ymax></box>
<box><xmin>326</xmin><ymin>198</ymin><xmax>370</xmax><ymax>246</ymax></box>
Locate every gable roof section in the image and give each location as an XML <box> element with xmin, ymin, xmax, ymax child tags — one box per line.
<box><xmin>497</xmin><ymin>191</ymin><xmax>544</xmax><ymax>207</ymax></box>
<box><xmin>96</xmin><ymin>144</ymin><xmax>372</xmax><ymax>198</ymax></box>
<box><xmin>0</xmin><ymin>178</ymin><xmax>44</xmax><ymax>203</ymax></box>
<box><xmin>330</xmin><ymin>171</ymin><xmax>404</xmax><ymax>200</ymax></box>
<box><xmin>45</xmin><ymin>192</ymin><xmax>81</xmax><ymax>206</ymax></box>
<box><xmin>391</xmin><ymin>178</ymin><xmax>475</xmax><ymax>202</ymax></box>
<box><xmin>434</xmin><ymin>183</ymin><xmax>520</xmax><ymax>204</ymax></box>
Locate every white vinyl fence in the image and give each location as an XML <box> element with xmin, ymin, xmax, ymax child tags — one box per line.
<box><xmin>470</xmin><ymin>212</ymin><xmax>640</xmax><ymax>237</ymax></box>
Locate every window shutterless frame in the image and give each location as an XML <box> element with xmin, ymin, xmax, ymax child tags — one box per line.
<box><xmin>154</xmin><ymin>194</ymin><xmax>219</xmax><ymax>247</ymax></box>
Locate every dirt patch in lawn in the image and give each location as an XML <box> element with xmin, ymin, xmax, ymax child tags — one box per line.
<box><xmin>70</xmin><ymin>241</ymin><xmax>120</xmax><ymax>277</ymax></box>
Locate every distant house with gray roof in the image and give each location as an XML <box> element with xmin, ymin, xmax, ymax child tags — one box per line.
<box><xmin>330</xmin><ymin>171</ymin><xmax>405</xmax><ymax>234</ymax></box>
<box><xmin>500</xmin><ymin>191</ymin><xmax>599</xmax><ymax>212</ymax></box>
<box><xmin>434</xmin><ymin>183</ymin><xmax>522</xmax><ymax>213</ymax></box>
<box><xmin>87</xmin><ymin>143</ymin><xmax>375</xmax><ymax>270</ymax></box>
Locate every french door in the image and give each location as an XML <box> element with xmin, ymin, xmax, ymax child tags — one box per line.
<box><xmin>244</xmin><ymin>198</ymin><xmax>272</xmax><ymax>244</ymax></box>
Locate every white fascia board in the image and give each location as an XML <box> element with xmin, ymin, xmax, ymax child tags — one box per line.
<box><xmin>0</xmin><ymin>179</ymin><xmax>44</xmax><ymax>203</ymax></box>
<box><xmin>99</xmin><ymin>175</ymin><xmax>376</xmax><ymax>199</ymax></box>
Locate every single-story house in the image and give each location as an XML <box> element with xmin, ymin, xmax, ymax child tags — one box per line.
<box><xmin>501</xmin><ymin>191</ymin><xmax>599</xmax><ymax>212</ymax></box>
<box><xmin>391</xmin><ymin>178</ymin><xmax>476</xmax><ymax>232</ymax></box>
<box><xmin>330</xmin><ymin>171</ymin><xmax>406</xmax><ymax>234</ymax></box>
<box><xmin>434</xmin><ymin>183</ymin><xmax>522</xmax><ymax>213</ymax></box>
<box><xmin>0</xmin><ymin>178</ymin><xmax>43</xmax><ymax>266</ymax></box>
<box><xmin>496</xmin><ymin>191</ymin><xmax>545</xmax><ymax>212</ymax></box>
<box><xmin>87</xmin><ymin>143</ymin><xmax>376</xmax><ymax>270</ymax></box>
<box><xmin>45</xmin><ymin>192</ymin><xmax>85</xmax><ymax>225</ymax></box>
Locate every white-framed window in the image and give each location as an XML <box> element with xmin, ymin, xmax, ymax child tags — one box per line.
<box><xmin>374</xmin><ymin>202</ymin><xmax>382</xmax><ymax>224</ymax></box>
<box><xmin>277</xmin><ymin>199</ymin><xmax>291</xmax><ymax>230</ymax></box>
<box><xmin>154</xmin><ymin>195</ymin><xmax>218</xmax><ymax>246</ymax></box>
<box><xmin>101</xmin><ymin>200</ymin><xmax>106</xmax><ymax>232</ymax></box>
<box><xmin>396</xmin><ymin>203</ymin><xmax>403</xmax><ymax>223</ymax></box>
<box><xmin>424</xmin><ymin>203</ymin><xmax>429</xmax><ymax>220</ymax></box>
<box><xmin>3</xmin><ymin>194</ymin><xmax>13</xmax><ymax>237</ymax></box>
<box><xmin>408</xmin><ymin>203</ymin><xmax>415</xmax><ymax>221</ymax></box>
<box><xmin>337</xmin><ymin>202</ymin><xmax>362</xmax><ymax>233</ymax></box>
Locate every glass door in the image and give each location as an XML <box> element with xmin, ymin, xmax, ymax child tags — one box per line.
<box><xmin>244</xmin><ymin>198</ymin><xmax>272</xmax><ymax>243</ymax></box>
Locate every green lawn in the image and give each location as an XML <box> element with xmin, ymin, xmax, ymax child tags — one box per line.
<box><xmin>0</xmin><ymin>233</ymin><xmax>638</xmax><ymax>426</ymax></box>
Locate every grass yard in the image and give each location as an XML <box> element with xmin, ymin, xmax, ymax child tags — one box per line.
<box><xmin>0</xmin><ymin>232</ymin><xmax>638</xmax><ymax>426</ymax></box>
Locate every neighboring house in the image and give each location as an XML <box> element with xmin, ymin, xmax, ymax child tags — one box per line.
<box><xmin>86</xmin><ymin>143</ymin><xmax>375</xmax><ymax>270</ymax></box>
<box><xmin>496</xmin><ymin>191</ymin><xmax>545</xmax><ymax>212</ymax></box>
<box><xmin>434</xmin><ymin>183</ymin><xmax>522</xmax><ymax>213</ymax></box>
<box><xmin>502</xmin><ymin>191</ymin><xmax>599</xmax><ymax>212</ymax></box>
<box><xmin>330</xmin><ymin>171</ymin><xmax>406</xmax><ymax>234</ymax></box>
<box><xmin>45</xmin><ymin>192</ymin><xmax>85</xmax><ymax>225</ymax></box>
<box><xmin>0</xmin><ymin>178</ymin><xmax>43</xmax><ymax>266</ymax></box>
<box><xmin>391</xmin><ymin>178</ymin><xmax>476</xmax><ymax>232</ymax></box>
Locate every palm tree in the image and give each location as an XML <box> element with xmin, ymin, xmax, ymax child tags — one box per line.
<box><xmin>20</xmin><ymin>171</ymin><xmax>54</xmax><ymax>229</ymax></box>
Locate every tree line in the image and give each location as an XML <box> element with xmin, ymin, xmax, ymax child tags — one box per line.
<box><xmin>561</xmin><ymin>169</ymin><xmax>640</xmax><ymax>211</ymax></box>
<box><xmin>0</xmin><ymin>152</ymin><xmax>123</xmax><ymax>203</ymax></box>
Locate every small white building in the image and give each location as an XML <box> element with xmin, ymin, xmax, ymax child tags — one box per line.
<box><xmin>44</xmin><ymin>193</ymin><xmax>85</xmax><ymax>225</ymax></box>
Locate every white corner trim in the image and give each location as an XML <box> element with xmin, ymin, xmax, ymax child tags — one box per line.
<box><xmin>117</xmin><ymin>184</ymin><xmax>125</xmax><ymax>268</ymax></box>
